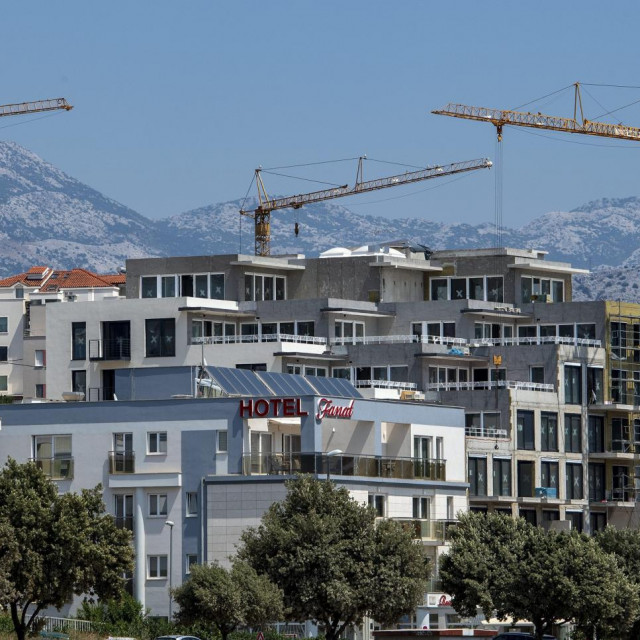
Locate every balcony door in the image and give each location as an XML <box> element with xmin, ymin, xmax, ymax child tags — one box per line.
<box><xmin>113</xmin><ymin>433</ymin><xmax>134</xmax><ymax>473</ymax></box>
<box><xmin>250</xmin><ymin>432</ymin><xmax>272</xmax><ymax>474</ymax></box>
<box><xmin>103</xmin><ymin>321</ymin><xmax>131</xmax><ymax>360</ymax></box>
<box><xmin>114</xmin><ymin>494</ymin><xmax>134</xmax><ymax>532</ymax></box>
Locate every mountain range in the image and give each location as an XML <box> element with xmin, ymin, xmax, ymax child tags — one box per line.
<box><xmin>0</xmin><ymin>140</ymin><xmax>638</xmax><ymax>302</ymax></box>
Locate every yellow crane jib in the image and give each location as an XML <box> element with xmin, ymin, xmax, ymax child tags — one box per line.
<box><xmin>0</xmin><ymin>98</ymin><xmax>73</xmax><ymax>118</ymax></box>
<box><xmin>240</xmin><ymin>157</ymin><xmax>493</xmax><ymax>257</ymax></box>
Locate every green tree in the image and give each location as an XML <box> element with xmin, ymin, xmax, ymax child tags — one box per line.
<box><xmin>238</xmin><ymin>476</ymin><xmax>430</xmax><ymax>640</ymax></box>
<box><xmin>441</xmin><ymin>513</ymin><xmax>637</xmax><ymax>640</ymax></box>
<box><xmin>594</xmin><ymin>527</ymin><xmax>640</xmax><ymax>640</ymax></box>
<box><xmin>0</xmin><ymin>459</ymin><xmax>134</xmax><ymax>640</ymax></box>
<box><xmin>173</xmin><ymin>561</ymin><xmax>284</xmax><ymax>640</ymax></box>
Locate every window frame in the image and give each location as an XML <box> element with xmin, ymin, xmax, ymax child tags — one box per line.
<box><xmin>147</xmin><ymin>554</ymin><xmax>168</xmax><ymax>579</ymax></box>
<box><xmin>147</xmin><ymin>431</ymin><xmax>168</xmax><ymax>455</ymax></box>
<box><xmin>145</xmin><ymin>318</ymin><xmax>176</xmax><ymax>358</ymax></box>
<box><xmin>186</xmin><ymin>491</ymin><xmax>198</xmax><ymax>517</ymax></box>
<box><xmin>148</xmin><ymin>493</ymin><xmax>168</xmax><ymax>517</ymax></box>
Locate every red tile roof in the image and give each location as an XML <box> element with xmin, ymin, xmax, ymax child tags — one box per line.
<box><xmin>0</xmin><ymin>267</ymin><xmax>123</xmax><ymax>291</ymax></box>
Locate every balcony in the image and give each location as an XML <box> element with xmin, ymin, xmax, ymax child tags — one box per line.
<box><xmin>331</xmin><ymin>334</ymin><xmax>468</xmax><ymax>347</ymax></box>
<box><xmin>87</xmin><ymin>387</ymin><xmax>116</xmax><ymax>402</ymax></box>
<box><xmin>192</xmin><ymin>333</ymin><xmax>326</xmax><ymax>346</ymax></box>
<box><xmin>33</xmin><ymin>457</ymin><xmax>74</xmax><ymax>480</ymax></box>
<box><xmin>89</xmin><ymin>338</ymin><xmax>131</xmax><ymax>361</ymax></box>
<box><xmin>471</xmin><ymin>336</ymin><xmax>601</xmax><ymax>348</ymax></box>
<box><xmin>394</xmin><ymin>518</ymin><xmax>457</xmax><ymax>542</ymax></box>
<box><xmin>354</xmin><ymin>380</ymin><xmax>417</xmax><ymax>391</ymax></box>
<box><xmin>242</xmin><ymin>452</ymin><xmax>446</xmax><ymax>481</ymax></box>
<box><xmin>465</xmin><ymin>426</ymin><xmax>508</xmax><ymax>439</ymax></box>
<box><xmin>114</xmin><ymin>516</ymin><xmax>134</xmax><ymax>532</ymax></box>
<box><xmin>109</xmin><ymin>451</ymin><xmax>135</xmax><ymax>474</ymax></box>
<box><xmin>429</xmin><ymin>380</ymin><xmax>554</xmax><ymax>392</ymax></box>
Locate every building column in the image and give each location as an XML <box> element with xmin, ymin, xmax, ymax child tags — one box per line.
<box><xmin>134</xmin><ymin>487</ymin><xmax>146</xmax><ymax>608</ymax></box>
<box><xmin>373</xmin><ymin>421</ymin><xmax>382</xmax><ymax>457</ymax></box>
<box><xmin>300</xmin><ymin>397</ymin><xmax>322</xmax><ymax>452</ymax></box>
<box><xmin>227</xmin><ymin>412</ymin><xmax>245</xmax><ymax>474</ymax></box>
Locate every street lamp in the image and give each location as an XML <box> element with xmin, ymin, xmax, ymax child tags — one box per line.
<box><xmin>326</xmin><ymin>449</ymin><xmax>343</xmax><ymax>482</ymax></box>
<box><xmin>165</xmin><ymin>520</ymin><xmax>175</xmax><ymax>621</ymax></box>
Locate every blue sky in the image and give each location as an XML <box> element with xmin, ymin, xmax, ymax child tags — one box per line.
<box><xmin>4</xmin><ymin>1</ymin><xmax>640</xmax><ymax>228</ymax></box>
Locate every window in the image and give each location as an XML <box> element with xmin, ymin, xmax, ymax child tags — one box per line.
<box><xmin>141</xmin><ymin>277</ymin><xmax>158</xmax><ymax>298</ymax></box>
<box><xmin>493</xmin><ymin>458</ymin><xmax>512</xmax><ymax>497</ymax></box>
<box><xmin>0</xmin><ymin>317</ymin><xmax>7</xmax><ymax>333</ymax></box>
<box><xmin>519</xmin><ymin>509</ymin><xmax>537</xmax><ymax>526</ymax></box>
<box><xmin>244</xmin><ymin>273</ymin><xmax>286</xmax><ymax>301</ymax></box>
<box><xmin>35</xmin><ymin>384</ymin><xmax>46</xmax><ymax>398</ymax></box>
<box><xmin>521</xmin><ymin>276</ymin><xmax>565</xmax><ymax>303</ymax></box>
<box><xmin>591</xmin><ymin>512</ymin><xmax>607</xmax><ymax>533</ymax></box>
<box><xmin>33</xmin><ymin>435</ymin><xmax>72</xmax><ymax>479</ymax></box>
<box><xmin>186</xmin><ymin>492</ymin><xmax>198</xmax><ymax>517</ymax></box>
<box><xmin>0</xmin><ymin>347</ymin><xmax>7</xmax><ymax>362</ymax></box>
<box><xmin>148</xmin><ymin>555</ymin><xmax>168</xmax><ymax>579</ymax></box>
<box><xmin>34</xmin><ymin>349</ymin><xmax>45</xmax><ymax>367</ymax></box>
<box><xmin>430</xmin><ymin>278</ymin><xmax>448</xmax><ymax>300</ymax></box>
<box><xmin>611</xmin><ymin>368</ymin><xmax>627</xmax><ymax>404</ymax></box>
<box><xmin>114</xmin><ymin>494</ymin><xmax>134</xmax><ymax>531</ymax></box>
<box><xmin>589</xmin><ymin>463</ymin><xmax>605</xmax><ymax>501</ymax></box>
<box><xmin>14</xmin><ymin>287</ymin><xmax>24</xmax><ymax>300</ymax></box>
<box><xmin>587</xmin><ymin>367</ymin><xmax>603</xmax><ymax>404</ymax></box>
<box><xmin>564</xmin><ymin>414</ymin><xmax>582</xmax><ymax>453</ymax></box>
<box><xmin>540</xmin><ymin>461</ymin><xmax>559</xmax><ymax>493</ymax></box>
<box><xmin>530</xmin><ymin>366</ymin><xmax>544</xmax><ymax>384</ymax></box>
<box><xmin>186</xmin><ymin>554</ymin><xmax>198</xmax><ymax>574</ymax></box>
<box><xmin>71</xmin><ymin>370</ymin><xmax>86</xmax><ymax>396</ymax></box>
<box><xmin>161</xmin><ymin>276</ymin><xmax>176</xmax><ymax>298</ymax></box>
<box><xmin>486</xmin><ymin>276</ymin><xmax>504</xmax><ymax>302</ymax></box>
<box><xmin>148</xmin><ymin>493</ymin><xmax>168</xmax><ymax>517</ymax></box>
<box><xmin>71</xmin><ymin>322</ymin><xmax>86</xmax><ymax>360</ymax></box>
<box><xmin>305</xmin><ymin>366</ymin><xmax>327</xmax><ymax>377</ymax></box>
<box><xmin>468</xmin><ymin>457</ymin><xmax>487</xmax><ymax>496</ymax></box>
<box><xmin>517</xmin><ymin>410</ymin><xmax>535</xmax><ymax>450</ymax></box>
<box><xmin>412</xmin><ymin>497</ymin><xmax>430</xmax><ymax>519</ymax></box>
<box><xmin>148</xmin><ymin>432</ymin><xmax>167</xmax><ymax>454</ymax></box>
<box><xmin>517</xmin><ymin>460</ymin><xmax>534</xmax><ymax>498</ymax></box>
<box><xmin>611</xmin><ymin>418</ymin><xmax>630</xmax><ymax>452</ymax></box>
<box><xmin>0</xmin><ymin>376</ymin><xmax>7</xmax><ymax>392</ymax></box>
<box><xmin>414</xmin><ymin>436</ymin><xmax>432</xmax><ymax>460</ymax></box>
<box><xmin>335</xmin><ymin>320</ymin><xmax>364</xmax><ymax>343</ymax></box>
<box><xmin>564</xmin><ymin>364</ymin><xmax>582</xmax><ymax>404</ymax></box>
<box><xmin>567</xmin><ymin>511</ymin><xmax>583</xmax><ymax>533</ymax></box>
<box><xmin>368</xmin><ymin>494</ymin><xmax>385</xmax><ymax>517</ymax></box>
<box><xmin>541</xmin><ymin>412</ymin><xmax>558</xmax><ymax>451</ymax></box>
<box><xmin>210</xmin><ymin>274</ymin><xmax>225</xmax><ymax>300</ymax></box>
<box><xmin>588</xmin><ymin>416</ymin><xmax>604</xmax><ymax>453</ymax></box>
<box><xmin>566</xmin><ymin>463</ymin><xmax>584</xmax><ymax>500</ymax></box>
<box><xmin>145</xmin><ymin>319</ymin><xmax>175</xmax><ymax>357</ymax></box>
<box><xmin>217</xmin><ymin>430</ymin><xmax>228</xmax><ymax>452</ymax></box>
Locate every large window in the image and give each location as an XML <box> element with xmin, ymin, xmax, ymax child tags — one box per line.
<box><xmin>244</xmin><ymin>273</ymin><xmax>286</xmax><ymax>301</ymax></box>
<box><xmin>147</xmin><ymin>555</ymin><xmax>168</xmax><ymax>579</ymax></box>
<box><xmin>493</xmin><ymin>458</ymin><xmax>511</xmax><ymax>497</ymax></box>
<box><xmin>468</xmin><ymin>457</ymin><xmax>487</xmax><ymax>496</ymax></box>
<box><xmin>71</xmin><ymin>370</ymin><xmax>86</xmax><ymax>396</ymax></box>
<box><xmin>540</xmin><ymin>461</ymin><xmax>559</xmax><ymax>494</ymax></box>
<box><xmin>564</xmin><ymin>365</ymin><xmax>582</xmax><ymax>404</ymax></box>
<box><xmin>517</xmin><ymin>410</ymin><xmax>535</xmax><ymax>450</ymax></box>
<box><xmin>566</xmin><ymin>463</ymin><xmax>584</xmax><ymax>500</ymax></box>
<box><xmin>145</xmin><ymin>319</ymin><xmax>175</xmax><ymax>357</ymax></box>
<box><xmin>148</xmin><ymin>431</ymin><xmax>167</xmax><ymax>454</ymax></box>
<box><xmin>141</xmin><ymin>273</ymin><xmax>224</xmax><ymax>300</ymax></box>
<box><xmin>520</xmin><ymin>276</ymin><xmax>565</xmax><ymax>303</ymax></box>
<box><xmin>541</xmin><ymin>412</ymin><xmax>558</xmax><ymax>451</ymax></box>
<box><xmin>335</xmin><ymin>321</ymin><xmax>364</xmax><ymax>343</ymax></box>
<box><xmin>33</xmin><ymin>435</ymin><xmax>72</xmax><ymax>479</ymax></box>
<box><xmin>72</xmin><ymin>322</ymin><xmax>86</xmax><ymax>360</ymax></box>
<box><xmin>368</xmin><ymin>494</ymin><xmax>385</xmax><ymax>517</ymax></box>
<box><xmin>589</xmin><ymin>463</ymin><xmax>606</xmax><ymax>501</ymax></box>
<box><xmin>148</xmin><ymin>493</ymin><xmax>168</xmax><ymax>517</ymax></box>
<box><xmin>0</xmin><ymin>376</ymin><xmax>7</xmax><ymax>392</ymax></box>
<box><xmin>588</xmin><ymin>416</ymin><xmax>605</xmax><ymax>453</ymax></box>
<box><xmin>564</xmin><ymin>414</ymin><xmax>582</xmax><ymax>453</ymax></box>
<box><xmin>429</xmin><ymin>275</ymin><xmax>503</xmax><ymax>302</ymax></box>
<box><xmin>517</xmin><ymin>460</ymin><xmax>534</xmax><ymax>498</ymax></box>
<box><xmin>412</xmin><ymin>497</ymin><xmax>430</xmax><ymax>519</ymax></box>
<box><xmin>0</xmin><ymin>317</ymin><xmax>7</xmax><ymax>333</ymax></box>
<box><xmin>0</xmin><ymin>347</ymin><xmax>7</xmax><ymax>362</ymax></box>
<box><xmin>587</xmin><ymin>367</ymin><xmax>604</xmax><ymax>404</ymax></box>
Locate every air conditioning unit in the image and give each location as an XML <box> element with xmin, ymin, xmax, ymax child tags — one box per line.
<box><xmin>535</xmin><ymin>487</ymin><xmax>557</xmax><ymax>499</ymax></box>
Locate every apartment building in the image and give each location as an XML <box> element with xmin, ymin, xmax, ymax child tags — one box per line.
<box><xmin>0</xmin><ymin>366</ymin><xmax>466</xmax><ymax>625</ymax></box>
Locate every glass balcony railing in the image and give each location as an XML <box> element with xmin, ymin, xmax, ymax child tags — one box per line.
<box><xmin>32</xmin><ymin>457</ymin><xmax>74</xmax><ymax>480</ymax></box>
<box><xmin>393</xmin><ymin>518</ymin><xmax>457</xmax><ymax>542</ymax></box>
<box><xmin>242</xmin><ymin>452</ymin><xmax>446</xmax><ymax>481</ymax></box>
<box><xmin>114</xmin><ymin>516</ymin><xmax>134</xmax><ymax>532</ymax></box>
<box><xmin>109</xmin><ymin>451</ymin><xmax>135</xmax><ymax>474</ymax></box>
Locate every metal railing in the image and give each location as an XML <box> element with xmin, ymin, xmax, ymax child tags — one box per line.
<box><xmin>465</xmin><ymin>426</ymin><xmax>509</xmax><ymax>439</ymax></box>
<box><xmin>109</xmin><ymin>451</ymin><xmax>135</xmax><ymax>474</ymax></box>
<box><xmin>32</xmin><ymin>457</ymin><xmax>74</xmax><ymax>480</ymax></box>
<box><xmin>243</xmin><ymin>452</ymin><xmax>446</xmax><ymax>481</ymax></box>
<box><xmin>88</xmin><ymin>387</ymin><xmax>116</xmax><ymax>402</ymax></box>
<box><xmin>33</xmin><ymin>617</ymin><xmax>94</xmax><ymax>633</ymax></box>
<box><xmin>89</xmin><ymin>338</ymin><xmax>131</xmax><ymax>360</ymax></box>
<box><xmin>354</xmin><ymin>379</ymin><xmax>417</xmax><ymax>390</ymax></box>
<box><xmin>394</xmin><ymin>518</ymin><xmax>458</xmax><ymax>542</ymax></box>
<box><xmin>331</xmin><ymin>334</ymin><xmax>468</xmax><ymax>347</ymax></box>
<box><xmin>428</xmin><ymin>380</ymin><xmax>554</xmax><ymax>392</ymax></box>
<box><xmin>470</xmin><ymin>336</ymin><xmax>601</xmax><ymax>348</ymax></box>
<box><xmin>114</xmin><ymin>515</ymin><xmax>134</xmax><ymax>532</ymax></box>
<box><xmin>192</xmin><ymin>333</ymin><xmax>326</xmax><ymax>345</ymax></box>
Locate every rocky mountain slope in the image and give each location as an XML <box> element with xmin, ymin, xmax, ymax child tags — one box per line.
<box><xmin>0</xmin><ymin>140</ymin><xmax>638</xmax><ymax>301</ymax></box>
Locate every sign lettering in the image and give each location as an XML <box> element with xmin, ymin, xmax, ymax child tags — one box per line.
<box><xmin>315</xmin><ymin>398</ymin><xmax>354</xmax><ymax>421</ymax></box>
<box><xmin>438</xmin><ymin>594</ymin><xmax>452</xmax><ymax>607</ymax></box>
<box><xmin>239</xmin><ymin>398</ymin><xmax>309</xmax><ymax>419</ymax></box>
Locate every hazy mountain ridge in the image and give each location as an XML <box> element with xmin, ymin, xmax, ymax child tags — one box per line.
<box><xmin>0</xmin><ymin>141</ymin><xmax>638</xmax><ymax>302</ymax></box>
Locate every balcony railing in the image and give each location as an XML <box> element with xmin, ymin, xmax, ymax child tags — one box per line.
<box><xmin>89</xmin><ymin>338</ymin><xmax>131</xmax><ymax>361</ymax></box>
<box><xmin>394</xmin><ymin>518</ymin><xmax>458</xmax><ymax>542</ymax></box>
<box><xmin>354</xmin><ymin>380</ymin><xmax>417</xmax><ymax>390</ymax></box>
<box><xmin>114</xmin><ymin>515</ymin><xmax>134</xmax><ymax>532</ymax></box>
<box><xmin>192</xmin><ymin>333</ymin><xmax>326</xmax><ymax>346</ymax></box>
<box><xmin>331</xmin><ymin>334</ymin><xmax>468</xmax><ymax>347</ymax></box>
<box><xmin>465</xmin><ymin>426</ymin><xmax>509</xmax><ymax>439</ymax></box>
<box><xmin>242</xmin><ymin>452</ymin><xmax>446</xmax><ymax>481</ymax></box>
<box><xmin>109</xmin><ymin>451</ymin><xmax>135</xmax><ymax>474</ymax></box>
<box><xmin>88</xmin><ymin>387</ymin><xmax>116</xmax><ymax>402</ymax></box>
<box><xmin>428</xmin><ymin>380</ymin><xmax>554</xmax><ymax>392</ymax></box>
<box><xmin>33</xmin><ymin>456</ymin><xmax>74</xmax><ymax>480</ymax></box>
<box><xmin>470</xmin><ymin>336</ymin><xmax>601</xmax><ymax>348</ymax></box>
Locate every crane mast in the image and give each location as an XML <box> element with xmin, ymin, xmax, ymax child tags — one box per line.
<box><xmin>240</xmin><ymin>156</ymin><xmax>492</xmax><ymax>256</ymax></box>
<box><xmin>0</xmin><ymin>98</ymin><xmax>73</xmax><ymax>119</ymax></box>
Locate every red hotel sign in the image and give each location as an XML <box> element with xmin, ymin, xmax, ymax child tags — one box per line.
<box><xmin>239</xmin><ymin>398</ymin><xmax>309</xmax><ymax>418</ymax></box>
<box><xmin>315</xmin><ymin>398</ymin><xmax>354</xmax><ymax>420</ymax></box>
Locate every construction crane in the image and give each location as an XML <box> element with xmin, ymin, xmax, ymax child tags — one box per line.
<box><xmin>240</xmin><ymin>156</ymin><xmax>493</xmax><ymax>256</ymax></box>
<box><xmin>0</xmin><ymin>98</ymin><xmax>73</xmax><ymax>119</ymax></box>
<box><xmin>432</xmin><ymin>82</ymin><xmax>640</xmax><ymax>143</ymax></box>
